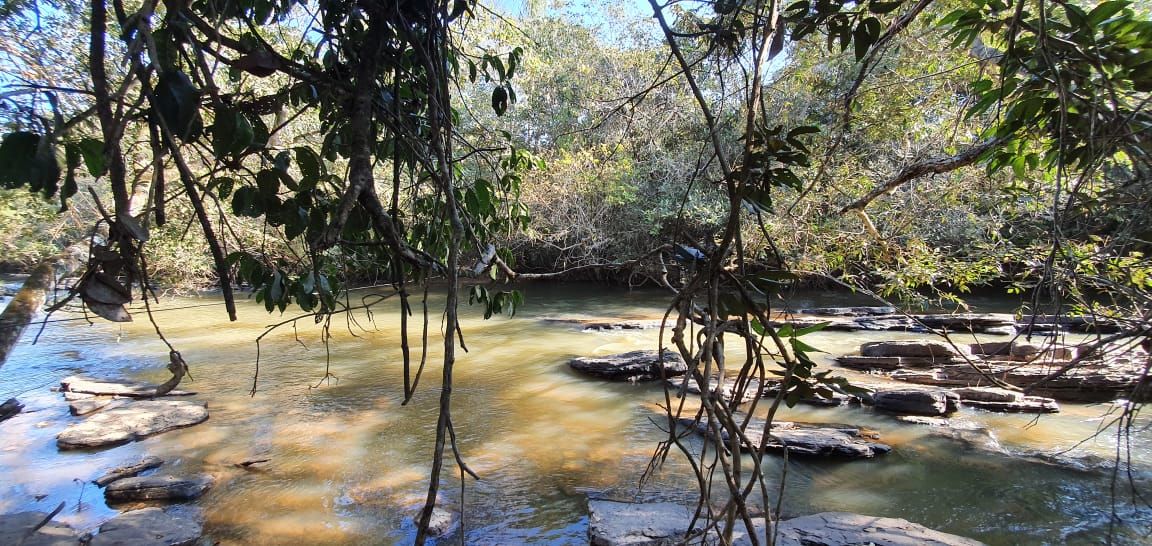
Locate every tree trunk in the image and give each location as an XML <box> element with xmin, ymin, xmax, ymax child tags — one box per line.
<box><xmin>0</xmin><ymin>251</ymin><xmax>82</xmax><ymax>369</ymax></box>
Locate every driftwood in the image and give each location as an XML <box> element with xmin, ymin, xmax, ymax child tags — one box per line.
<box><xmin>94</xmin><ymin>456</ymin><xmax>165</xmax><ymax>487</ymax></box>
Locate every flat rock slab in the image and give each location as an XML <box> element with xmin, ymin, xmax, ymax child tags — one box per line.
<box><xmin>775</xmin><ymin>512</ymin><xmax>985</xmax><ymax>546</ymax></box>
<box><xmin>57</xmin><ymin>400</ymin><xmax>209</xmax><ymax>450</ymax></box>
<box><xmin>0</xmin><ymin>511</ymin><xmax>79</xmax><ymax>546</ymax></box>
<box><xmin>70</xmin><ymin>397</ymin><xmax>119</xmax><ymax>416</ymax></box>
<box><xmin>798</xmin><ymin>306</ymin><xmax>896</xmax><ymax>316</ymax></box>
<box><xmin>95</xmin><ymin>456</ymin><xmax>165</xmax><ymax>487</ymax></box>
<box><xmin>588</xmin><ymin>503</ymin><xmax>982</xmax><ymax>546</ymax></box>
<box><xmin>60</xmin><ymin>376</ymin><xmax>195</xmax><ymax>398</ymax></box>
<box><xmin>862</xmin><ymin>340</ymin><xmax>968</xmax><ymax>358</ymax></box>
<box><xmin>588</xmin><ymin>499</ymin><xmax>693</xmax><ymax>545</ymax></box>
<box><xmin>963</xmin><ymin>397</ymin><xmax>1060</xmax><ymax>413</ymax></box>
<box><xmin>104</xmin><ymin>475</ymin><xmax>212</xmax><ymax>503</ymax></box>
<box><xmin>89</xmin><ymin>507</ymin><xmax>203</xmax><ymax>546</ymax></box>
<box><xmin>681</xmin><ymin>419</ymin><xmax>890</xmax><ymax>459</ymax></box>
<box><xmin>873</xmin><ymin>389</ymin><xmax>960</xmax><ymax>416</ymax></box>
<box><xmin>570</xmin><ymin>349</ymin><xmax>688</xmax><ymax>382</ymax></box>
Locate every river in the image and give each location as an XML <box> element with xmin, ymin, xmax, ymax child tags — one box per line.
<box><xmin>0</xmin><ymin>282</ymin><xmax>1149</xmax><ymax>544</ymax></box>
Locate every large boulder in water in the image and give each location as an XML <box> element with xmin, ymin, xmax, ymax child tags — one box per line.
<box><xmin>569</xmin><ymin>349</ymin><xmax>688</xmax><ymax>382</ymax></box>
<box><xmin>88</xmin><ymin>507</ymin><xmax>204</xmax><ymax>546</ymax></box>
<box><xmin>56</xmin><ymin>400</ymin><xmax>209</xmax><ymax>450</ymax></box>
<box><xmin>588</xmin><ymin>499</ymin><xmax>693</xmax><ymax>545</ymax></box>
<box><xmin>104</xmin><ymin>474</ymin><xmax>213</xmax><ymax>503</ymax></box>
<box><xmin>872</xmin><ymin>389</ymin><xmax>960</xmax><ymax>416</ymax></box>
<box><xmin>774</xmin><ymin>512</ymin><xmax>985</xmax><ymax>545</ymax></box>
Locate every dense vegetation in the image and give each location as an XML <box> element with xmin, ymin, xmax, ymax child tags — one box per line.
<box><xmin>1</xmin><ymin>0</ymin><xmax>1149</xmax><ymax>542</ymax></box>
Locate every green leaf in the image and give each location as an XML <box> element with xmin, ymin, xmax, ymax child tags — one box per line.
<box><xmin>208</xmin><ymin>176</ymin><xmax>235</xmax><ymax>199</ymax></box>
<box><xmin>76</xmin><ymin>138</ymin><xmax>106</xmax><ymax>177</ymax></box>
<box><xmin>256</xmin><ymin>169</ymin><xmax>281</xmax><ymax>198</ymax></box>
<box><xmin>295</xmin><ymin>146</ymin><xmax>323</xmax><ymax>182</ymax></box>
<box><xmin>212</xmin><ymin>109</ymin><xmax>254</xmax><ymax>159</ymax></box>
<box><xmin>1088</xmin><ymin>1</ymin><xmax>1128</xmax><ymax>25</ymax></box>
<box><xmin>154</xmin><ymin>70</ymin><xmax>203</xmax><ymax>141</ymax></box>
<box><xmin>491</xmin><ymin>85</ymin><xmax>509</xmax><ymax>116</ymax></box>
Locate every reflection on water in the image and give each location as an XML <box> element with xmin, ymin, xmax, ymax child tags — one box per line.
<box><xmin>0</xmin><ymin>282</ymin><xmax>1148</xmax><ymax>544</ymax></box>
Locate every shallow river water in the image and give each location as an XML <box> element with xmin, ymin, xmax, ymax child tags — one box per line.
<box><xmin>0</xmin><ymin>282</ymin><xmax>1149</xmax><ymax>544</ymax></box>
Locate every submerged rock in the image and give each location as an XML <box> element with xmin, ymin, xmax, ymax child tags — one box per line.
<box><xmin>872</xmin><ymin>389</ymin><xmax>960</xmax><ymax>416</ymax></box>
<box><xmin>775</xmin><ymin>512</ymin><xmax>986</xmax><ymax>546</ymax></box>
<box><xmin>0</xmin><ymin>510</ymin><xmax>79</xmax><ymax>546</ymax></box>
<box><xmin>666</xmin><ymin>377</ymin><xmax>762</xmax><ymax>403</ymax></box>
<box><xmin>88</xmin><ymin>507</ymin><xmax>203</xmax><ymax>546</ymax></box>
<box><xmin>104</xmin><ymin>474</ymin><xmax>212</xmax><ymax>504</ymax></box>
<box><xmin>57</xmin><ymin>400</ymin><xmax>209</xmax><ymax>450</ymax></box>
<box><xmin>570</xmin><ymin>349</ymin><xmax>688</xmax><ymax>382</ymax></box>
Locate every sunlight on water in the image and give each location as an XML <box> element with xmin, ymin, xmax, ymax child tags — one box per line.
<box><xmin>0</xmin><ymin>282</ymin><xmax>1148</xmax><ymax>544</ymax></box>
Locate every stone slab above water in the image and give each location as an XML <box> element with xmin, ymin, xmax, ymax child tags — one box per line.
<box><xmin>587</xmin><ymin>499</ymin><xmax>693</xmax><ymax>545</ymax></box>
<box><xmin>951</xmin><ymin>386</ymin><xmax>1060</xmax><ymax>413</ymax></box>
<box><xmin>0</xmin><ymin>511</ymin><xmax>79</xmax><ymax>546</ymax></box>
<box><xmin>569</xmin><ymin>349</ymin><xmax>688</xmax><ymax>382</ymax></box>
<box><xmin>56</xmin><ymin>400</ymin><xmax>209</xmax><ymax>450</ymax></box>
<box><xmin>680</xmin><ymin>418</ymin><xmax>890</xmax><ymax>459</ymax></box>
<box><xmin>104</xmin><ymin>474</ymin><xmax>212</xmax><ymax>503</ymax></box>
<box><xmin>872</xmin><ymin>389</ymin><xmax>960</xmax><ymax>416</ymax></box>
<box><xmin>60</xmin><ymin>376</ymin><xmax>196</xmax><ymax>398</ymax></box>
<box><xmin>588</xmin><ymin>501</ymin><xmax>985</xmax><ymax>546</ymax></box>
<box><xmin>775</xmin><ymin>512</ymin><xmax>986</xmax><ymax>546</ymax></box>
<box><xmin>94</xmin><ymin>456</ymin><xmax>166</xmax><ymax>487</ymax></box>
<box><xmin>88</xmin><ymin>507</ymin><xmax>203</xmax><ymax>546</ymax></box>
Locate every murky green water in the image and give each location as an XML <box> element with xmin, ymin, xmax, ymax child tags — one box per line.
<box><xmin>0</xmin><ymin>282</ymin><xmax>1148</xmax><ymax>544</ymax></box>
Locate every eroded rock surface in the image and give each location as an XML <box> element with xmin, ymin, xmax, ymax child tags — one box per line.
<box><xmin>104</xmin><ymin>475</ymin><xmax>212</xmax><ymax>503</ymax></box>
<box><xmin>570</xmin><ymin>349</ymin><xmax>688</xmax><ymax>382</ymax></box>
<box><xmin>0</xmin><ymin>511</ymin><xmax>78</xmax><ymax>546</ymax></box>
<box><xmin>88</xmin><ymin>507</ymin><xmax>203</xmax><ymax>546</ymax></box>
<box><xmin>60</xmin><ymin>376</ymin><xmax>195</xmax><ymax>398</ymax></box>
<box><xmin>774</xmin><ymin>512</ymin><xmax>985</xmax><ymax>546</ymax></box>
<box><xmin>951</xmin><ymin>386</ymin><xmax>1060</xmax><ymax>413</ymax></box>
<box><xmin>588</xmin><ymin>502</ymin><xmax>985</xmax><ymax>546</ymax></box>
<box><xmin>872</xmin><ymin>389</ymin><xmax>960</xmax><ymax>416</ymax></box>
<box><xmin>680</xmin><ymin>418</ymin><xmax>890</xmax><ymax>459</ymax></box>
<box><xmin>588</xmin><ymin>499</ymin><xmax>693</xmax><ymax>546</ymax></box>
<box><xmin>57</xmin><ymin>400</ymin><xmax>209</xmax><ymax>450</ymax></box>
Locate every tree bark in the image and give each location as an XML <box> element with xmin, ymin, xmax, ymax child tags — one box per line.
<box><xmin>0</xmin><ymin>251</ymin><xmax>82</xmax><ymax>368</ymax></box>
